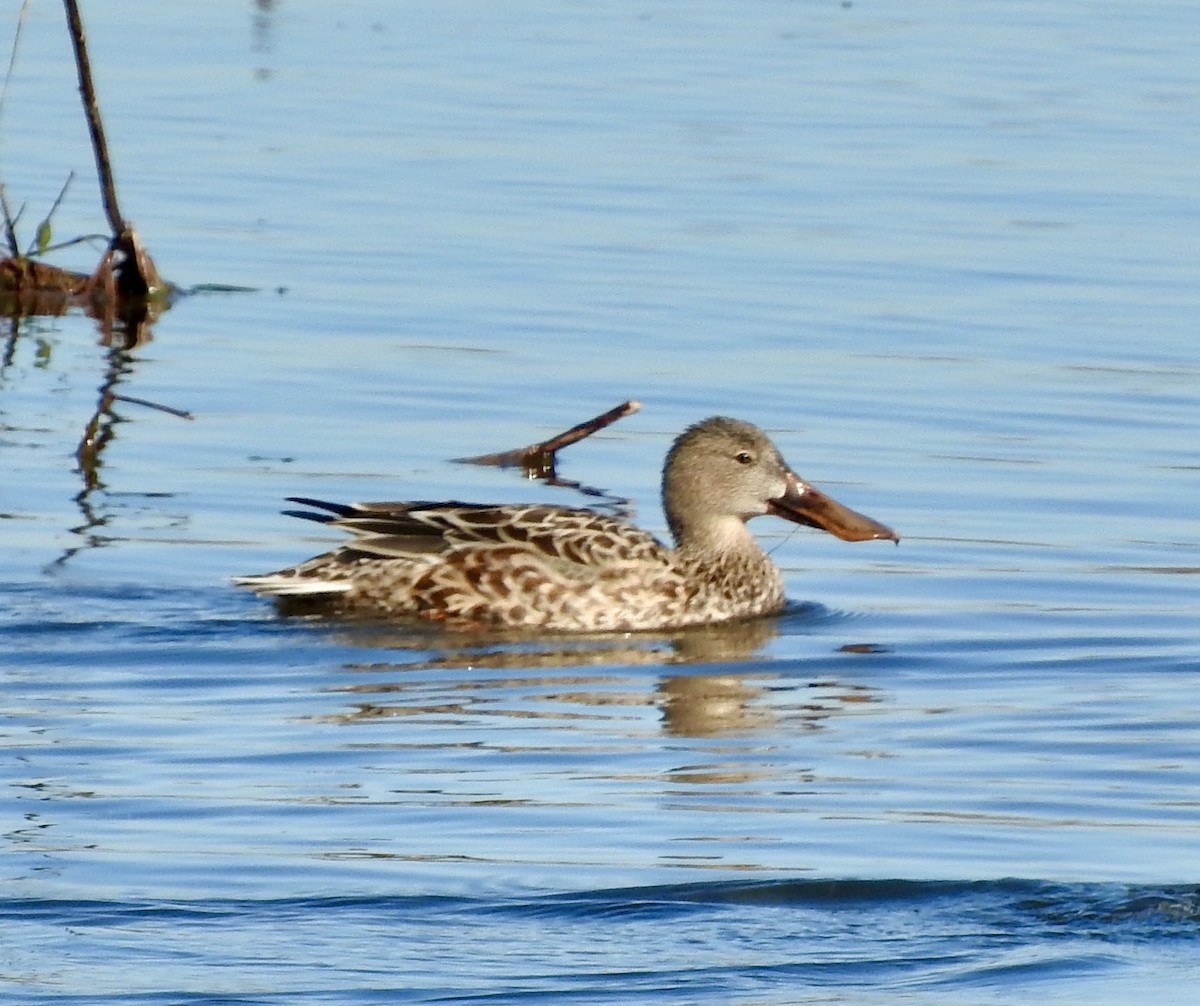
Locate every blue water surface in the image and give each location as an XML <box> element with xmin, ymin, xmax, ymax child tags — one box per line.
<box><xmin>2</xmin><ymin>1</ymin><xmax>1198</xmax><ymax>1003</ymax></box>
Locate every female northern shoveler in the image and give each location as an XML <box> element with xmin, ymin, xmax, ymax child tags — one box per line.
<box><xmin>234</xmin><ymin>416</ymin><xmax>898</xmax><ymax>631</ymax></box>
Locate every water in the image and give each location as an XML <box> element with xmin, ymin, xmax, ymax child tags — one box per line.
<box><xmin>2</xmin><ymin>1</ymin><xmax>1198</xmax><ymax>1002</ymax></box>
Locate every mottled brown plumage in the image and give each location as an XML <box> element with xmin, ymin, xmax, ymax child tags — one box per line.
<box><xmin>234</xmin><ymin>417</ymin><xmax>897</xmax><ymax>631</ymax></box>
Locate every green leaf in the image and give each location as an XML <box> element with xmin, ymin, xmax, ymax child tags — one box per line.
<box><xmin>35</xmin><ymin>218</ymin><xmax>51</xmax><ymax>256</ymax></box>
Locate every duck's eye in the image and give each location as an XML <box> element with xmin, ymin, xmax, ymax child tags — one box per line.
<box><xmin>735</xmin><ymin>451</ymin><xmax>754</xmax><ymax>465</ymax></box>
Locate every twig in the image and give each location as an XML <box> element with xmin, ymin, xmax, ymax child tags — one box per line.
<box><xmin>0</xmin><ymin>0</ymin><xmax>34</xmax><ymax>134</ymax></box>
<box><xmin>62</xmin><ymin>0</ymin><xmax>165</xmax><ymax>308</ymax></box>
<box><xmin>535</xmin><ymin>399</ymin><xmax>642</xmax><ymax>455</ymax></box>
<box><xmin>0</xmin><ymin>186</ymin><xmax>20</xmax><ymax>256</ymax></box>
<box><xmin>27</xmin><ymin>171</ymin><xmax>75</xmax><ymax>256</ymax></box>
<box><xmin>41</xmin><ymin>231</ymin><xmax>109</xmax><ymax>254</ymax></box>
<box><xmin>455</xmin><ymin>400</ymin><xmax>641</xmax><ymax>470</ymax></box>
<box><xmin>63</xmin><ymin>0</ymin><xmax>124</xmax><ymax>235</ymax></box>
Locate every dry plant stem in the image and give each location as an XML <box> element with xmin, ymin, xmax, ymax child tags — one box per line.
<box><xmin>63</xmin><ymin>0</ymin><xmax>124</xmax><ymax>234</ymax></box>
<box><xmin>0</xmin><ymin>187</ymin><xmax>21</xmax><ymax>256</ymax></box>
<box><xmin>535</xmin><ymin>399</ymin><xmax>642</xmax><ymax>454</ymax></box>
<box><xmin>456</xmin><ymin>400</ymin><xmax>642</xmax><ymax>469</ymax></box>
<box><xmin>63</xmin><ymin>0</ymin><xmax>163</xmax><ymax>307</ymax></box>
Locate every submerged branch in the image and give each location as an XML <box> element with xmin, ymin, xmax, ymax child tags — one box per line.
<box><xmin>455</xmin><ymin>399</ymin><xmax>641</xmax><ymax>476</ymax></box>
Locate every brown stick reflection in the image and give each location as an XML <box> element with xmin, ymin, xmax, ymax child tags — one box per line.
<box><xmin>2</xmin><ymin>1</ymin><xmax>198</xmax><ymax>566</ymax></box>
<box><xmin>77</xmin><ymin>382</ymin><xmax>196</xmax><ymax>486</ymax></box>
<box><xmin>37</xmin><ymin>338</ymin><xmax>192</xmax><ymax>571</ymax></box>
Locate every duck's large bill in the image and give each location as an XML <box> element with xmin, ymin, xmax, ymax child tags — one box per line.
<box><xmin>768</xmin><ymin>476</ymin><xmax>899</xmax><ymax>543</ymax></box>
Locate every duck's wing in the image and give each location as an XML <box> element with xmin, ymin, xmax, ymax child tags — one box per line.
<box><xmin>283</xmin><ymin>497</ymin><xmax>669</xmax><ymax>569</ymax></box>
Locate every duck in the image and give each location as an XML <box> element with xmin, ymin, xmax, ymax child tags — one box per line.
<box><xmin>234</xmin><ymin>416</ymin><xmax>898</xmax><ymax>632</ymax></box>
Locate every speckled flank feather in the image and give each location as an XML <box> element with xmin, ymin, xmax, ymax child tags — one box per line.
<box><xmin>234</xmin><ymin>417</ymin><xmax>898</xmax><ymax>631</ymax></box>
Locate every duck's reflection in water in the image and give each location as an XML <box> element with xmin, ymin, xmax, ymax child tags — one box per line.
<box><xmin>316</xmin><ymin>612</ymin><xmax>882</xmax><ymax>738</ymax></box>
<box><xmin>657</xmin><ymin>670</ymin><xmax>878</xmax><ymax>738</ymax></box>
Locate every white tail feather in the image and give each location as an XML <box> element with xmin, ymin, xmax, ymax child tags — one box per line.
<box><xmin>231</xmin><ymin>575</ymin><xmax>352</xmax><ymax>597</ymax></box>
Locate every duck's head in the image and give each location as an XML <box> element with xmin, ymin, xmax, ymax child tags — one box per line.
<box><xmin>662</xmin><ymin>416</ymin><xmax>898</xmax><ymax>548</ymax></box>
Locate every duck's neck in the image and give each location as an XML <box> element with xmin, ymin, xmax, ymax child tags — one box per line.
<box><xmin>673</xmin><ymin>517</ymin><xmax>786</xmax><ymax>619</ymax></box>
<box><xmin>672</xmin><ymin>514</ymin><xmax>765</xmax><ymax>562</ymax></box>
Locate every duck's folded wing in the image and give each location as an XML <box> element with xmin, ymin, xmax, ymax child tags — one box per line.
<box><xmin>284</xmin><ymin>498</ymin><xmax>668</xmax><ymax>567</ymax></box>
